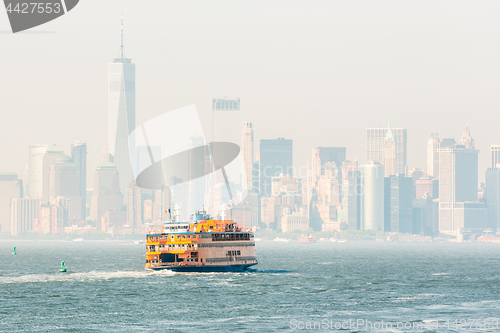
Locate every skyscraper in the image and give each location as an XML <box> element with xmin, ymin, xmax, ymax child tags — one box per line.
<box><xmin>427</xmin><ymin>133</ymin><xmax>440</xmax><ymax>178</ymax></box>
<box><xmin>490</xmin><ymin>144</ymin><xmax>500</xmax><ymax>168</ymax></box>
<box><xmin>241</xmin><ymin>121</ymin><xmax>254</xmax><ymax>190</ymax></box>
<box><xmin>42</xmin><ymin>145</ymin><xmax>64</xmax><ymax>203</ymax></box>
<box><xmin>127</xmin><ymin>182</ymin><xmax>142</xmax><ymax>230</ymax></box>
<box><xmin>89</xmin><ymin>163</ymin><xmax>122</xmax><ymax>229</ymax></box>
<box><xmin>259</xmin><ymin>138</ymin><xmax>293</xmax><ymax>196</ymax></box>
<box><xmin>438</xmin><ymin>128</ymin><xmax>485</xmax><ymax>232</ymax></box>
<box><xmin>338</xmin><ymin>160</ymin><xmax>360</xmax><ymax>230</ymax></box>
<box><xmin>10</xmin><ymin>197</ymin><xmax>39</xmax><ymax>236</ymax></box>
<box><xmin>360</xmin><ymin>162</ymin><xmax>384</xmax><ymax>231</ymax></box>
<box><xmin>28</xmin><ymin>144</ymin><xmax>48</xmax><ymax>199</ymax></box>
<box><xmin>383</xmin><ymin>126</ymin><xmax>396</xmax><ymax>177</ymax></box>
<box><xmin>49</xmin><ymin>155</ymin><xmax>82</xmax><ymax>220</ymax></box>
<box><xmin>384</xmin><ymin>175</ymin><xmax>413</xmax><ymax>233</ymax></box>
<box><xmin>0</xmin><ymin>173</ymin><xmax>21</xmax><ymax>235</ymax></box>
<box><xmin>212</xmin><ymin>97</ymin><xmax>241</xmax><ymax>144</ymax></box>
<box><xmin>366</xmin><ymin>122</ymin><xmax>407</xmax><ymax>175</ymax></box>
<box><xmin>459</xmin><ymin>125</ymin><xmax>474</xmax><ymax>148</ymax></box>
<box><xmin>71</xmin><ymin>141</ymin><xmax>87</xmax><ymax>219</ymax></box>
<box><xmin>108</xmin><ymin>17</ymin><xmax>135</xmax><ymax>199</ymax></box>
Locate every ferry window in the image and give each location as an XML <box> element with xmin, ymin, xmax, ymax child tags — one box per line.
<box><xmin>195</xmin><ymin>258</ymin><xmax>198</xmax><ymax>262</ymax></box>
<box><xmin>182</xmin><ymin>235</ymin><xmax>186</xmax><ymax>238</ymax></box>
<box><xmin>237</xmin><ymin>251</ymin><xmax>241</xmax><ymax>255</ymax></box>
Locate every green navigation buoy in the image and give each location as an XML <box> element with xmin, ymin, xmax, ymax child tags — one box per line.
<box><xmin>60</xmin><ymin>261</ymin><xmax>67</xmax><ymax>272</ymax></box>
<box><xmin>12</xmin><ymin>247</ymin><xmax>16</xmax><ymax>255</ymax></box>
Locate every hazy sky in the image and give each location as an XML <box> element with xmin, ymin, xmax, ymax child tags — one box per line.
<box><xmin>1</xmin><ymin>1</ymin><xmax>499</xmax><ymax>185</ymax></box>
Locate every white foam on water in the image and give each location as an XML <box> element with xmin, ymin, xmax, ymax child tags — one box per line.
<box><xmin>0</xmin><ymin>269</ymin><xmax>175</xmax><ymax>284</ymax></box>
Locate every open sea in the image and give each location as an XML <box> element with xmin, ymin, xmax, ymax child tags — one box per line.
<box><xmin>1</xmin><ymin>241</ymin><xmax>500</xmax><ymax>332</ymax></box>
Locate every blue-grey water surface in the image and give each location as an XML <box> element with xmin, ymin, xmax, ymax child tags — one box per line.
<box><xmin>1</xmin><ymin>241</ymin><xmax>500</xmax><ymax>332</ymax></box>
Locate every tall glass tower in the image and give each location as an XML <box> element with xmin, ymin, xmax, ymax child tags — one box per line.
<box><xmin>71</xmin><ymin>141</ymin><xmax>87</xmax><ymax>219</ymax></box>
<box><xmin>108</xmin><ymin>16</ymin><xmax>135</xmax><ymax>199</ymax></box>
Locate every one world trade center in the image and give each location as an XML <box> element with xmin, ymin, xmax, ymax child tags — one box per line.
<box><xmin>108</xmin><ymin>17</ymin><xmax>135</xmax><ymax>200</ymax></box>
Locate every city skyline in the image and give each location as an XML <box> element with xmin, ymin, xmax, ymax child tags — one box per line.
<box><xmin>1</xmin><ymin>3</ymin><xmax>500</xmax><ymax>239</ymax></box>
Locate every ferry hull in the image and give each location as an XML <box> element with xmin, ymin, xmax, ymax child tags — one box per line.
<box><xmin>148</xmin><ymin>263</ymin><xmax>257</xmax><ymax>273</ymax></box>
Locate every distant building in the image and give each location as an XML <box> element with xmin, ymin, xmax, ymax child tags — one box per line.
<box><xmin>42</xmin><ymin>145</ymin><xmax>65</xmax><ymax>203</ymax></box>
<box><xmin>135</xmin><ymin>145</ymin><xmax>161</xmax><ymax>179</ymax></box>
<box><xmin>490</xmin><ymin>145</ymin><xmax>500</xmax><ymax>168</ymax></box>
<box><xmin>247</xmin><ymin>190</ymin><xmax>259</xmax><ymax>228</ymax></box>
<box><xmin>127</xmin><ymin>182</ymin><xmax>142</xmax><ymax>231</ymax></box>
<box><xmin>261</xmin><ymin>195</ymin><xmax>282</xmax><ymax>230</ymax></box>
<box><xmin>338</xmin><ymin>161</ymin><xmax>360</xmax><ymax>230</ymax></box>
<box><xmin>440</xmin><ymin>138</ymin><xmax>456</xmax><ymax>149</ymax></box>
<box><xmin>459</xmin><ymin>125</ymin><xmax>474</xmax><ymax>148</ymax></box>
<box><xmin>101</xmin><ymin>210</ymin><xmax>127</xmax><ymax>233</ymax></box>
<box><xmin>28</xmin><ymin>144</ymin><xmax>48</xmax><ymax>199</ymax></box>
<box><xmin>39</xmin><ymin>204</ymin><xmax>52</xmax><ymax>234</ymax></box>
<box><xmin>89</xmin><ymin>163</ymin><xmax>122</xmax><ymax>229</ymax></box>
<box><xmin>486</xmin><ymin>168</ymin><xmax>500</xmax><ymax>230</ymax></box>
<box><xmin>10</xmin><ymin>197</ymin><xmax>39</xmax><ymax>236</ymax></box>
<box><xmin>311</xmin><ymin>147</ymin><xmax>346</xmax><ymax>181</ymax></box>
<box><xmin>0</xmin><ymin>173</ymin><xmax>22</xmax><ymax>235</ymax></box>
<box><xmin>51</xmin><ymin>197</ymin><xmax>72</xmax><ymax>233</ymax></box>
<box><xmin>241</xmin><ymin>122</ymin><xmax>254</xmax><ymax>190</ymax></box>
<box><xmin>360</xmin><ymin>162</ymin><xmax>384</xmax><ymax>231</ymax></box>
<box><xmin>384</xmin><ymin>175</ymin><xmax>413</xmax><ymax>233</ymax></box>
<box><xmin>310</xmin><ymin>203</ymin><xmax>337</xmax><ymax>231</ymax></box>
<box><xmin>212</xmin><ymin>97</ymin><xmax>241</xmax><ymax>145</ymax></box>
<box><xmin>438</xmin><ymin>127</ymin><xmax>486</xmax><ymax>232</ymax></box>
<box><xmin>71</xmin><ymin>141</ymin><xmax>87</xmax><ymax>219</ymax></box>
<box><xmin>281</xmin><ymin>212</ymin><xmax>309</xmax><ymax>233</ymax></box>
<box><xmin>316</xmin><ymin>166</ymin><xmax>341</xmax><ymax>207</ymax></box>
<box><xmin>415</xmin><ymin>178</ymin><xmax>439</xmax><ymax>199</ymax></box>
<box><xmin>251</xmin><ymin>161</ymin><xmax>260</xmax><ymax>193</ymax></box>
<box><xmin>108</xmin><ymin>19</ymin><xmax>135</xmax><ymax>200</ymax></box>
<box><xmin>143</xmin><ymin>199</ymin><xmax>153</xmax><ymax>223</ymax></box>
<box><xmin>415</xmin><ymin>194</ymin><xmax>439</xmax><ymax>237</ymax></box>
<box><xmin>427</xmin><ymin>133</ymin><xmax>440</xmax><ymax>178</ymax></box>
<box><xmin>49</xmin><ymin>155</ymin><xmax>83</xmax><ymax>220</ymax></box>
<box><xmin>153</xmin><ymin>187</ymin><xmax>171</xmax><ymax>221</ymax></box>
<box><xmin>271</xmin><ymin>173</ymin><xmax>300</xmax><ymax>196</ymax></box>
<box><xmin>233</xmin><ymin>201</ymin><xmax>252</xmax><ymax>229</ymax></box>
<box><xmin>383</xmin><ymin>124</ymin><xmax>397</xmax><ymax>177</ymax></box>
<box><xmin>260</xmin><ymin>138</ymin><xmax>293</xmax><ymax>196</ymax></box>
<box><xmin>366</xmin><ymin>122</ymin><xmax>407</xmax><ymax>175</ymax></box>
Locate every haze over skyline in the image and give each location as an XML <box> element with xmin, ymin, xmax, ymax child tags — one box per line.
<box><xmin>1</xmin><ymin>1</ymin><xmax>499</xmax><ymax>184</ymax></box>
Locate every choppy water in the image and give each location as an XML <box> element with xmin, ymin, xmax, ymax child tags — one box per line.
<box><xmin>1</xmin><ymin>241</ymin><xmax>500</xmax><ymax>332</ymax></box>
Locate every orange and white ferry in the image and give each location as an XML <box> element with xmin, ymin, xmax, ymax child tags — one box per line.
<box><xmin>145</xmin><ymin>209</ymin><xmax>257</xmax><ymax>272</ymax></box>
